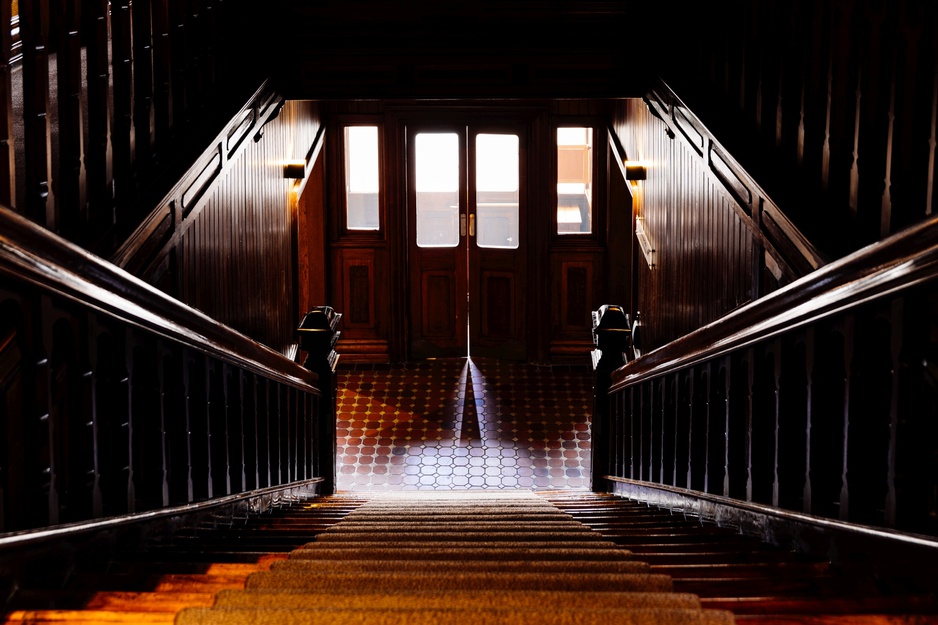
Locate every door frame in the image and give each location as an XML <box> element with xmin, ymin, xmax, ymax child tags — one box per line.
<box><xmin>394</xmin><ymin>107</ymin><xmax>540</xmax><ymax>362</ymax></box>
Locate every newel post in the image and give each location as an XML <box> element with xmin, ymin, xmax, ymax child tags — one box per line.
<box><xmin>590</xmin><ymin>305</ymin><xmax>631</xmax><ymax>492</ymax></box>
<box><xmin>298</xmin><ymin>306</ymin><xmax>342</xmax><ymax>495</ymax></box>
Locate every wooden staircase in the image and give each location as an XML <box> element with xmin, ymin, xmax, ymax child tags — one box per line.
<box><xmin>2</xmin><ymin>491</ymin><xmax>937</xmax><ymax>624</ymax></box>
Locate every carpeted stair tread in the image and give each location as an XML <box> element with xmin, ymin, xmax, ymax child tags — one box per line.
<box><xmin>325</xmin><ymin>522</ymin><xmax>587</xmax><ymax>530</ymax></box>
<box><xmin>288</xmin><ymin>547</ymin><xmax>636</xmax><ymax>561</ymax></box>
<box><xmin>211</xmin><ymin>588</ymin><xmax>703</xmax><ymax>610</ymax></box>
<box><xmin>313</xmin><ymin>531</ymin><xmax>605</xmax><ymax>542</ymax></box>
<box><xmin>330</xmin><ymin>514</ymin><xmax>574</xmax><ymax>522</ymax></box>
<box><xmin>297</xmin><ymin>540</ymin><xmax>624</xmax><ymax>550</ymax></box>
<box><xmin>171</xmin><ymin>492</ymin><xmax>735</xmax><ymax>625</ymax></box>
<box><xmin>244</xmin><ymin>570</ymin><xmax>675</xmax><ymax>592</ymax></box>
<box><xmin>175</xmin><ymin>606</ymin><xmax>736</xmax><ymax>625</ymax></box>
<box><xmin>269</xmin><ymin>558</ymin><xmax>651</xmax><ymax>574</ymax></box>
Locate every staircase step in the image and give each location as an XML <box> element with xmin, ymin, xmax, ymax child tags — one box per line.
<box><xmin>288</xmin><ymin>547</ymin><xmax>636</xmax><ymax>561</ymax></box>
<box><xmin>175</xmin><ymin>606</ymin><xmax>737</xmax><ymax>625</ymax></box>
<box><xmin>313</xmin><ymin>531</ymin><xmax>605</xmax><ymax>542</ymax></box>
<box><xmin>269</xmin><ymin>558</ymin><xmax>651</xmax><ymax>574</ymax></box>
<box><xmin>212</xmin><ymin>588</ymin><xmax>704</xmax><ymax>610</ymax></box>
<box><xmin>296</xmin><ymin>540</ymin><xmax>624</xmax><ymax>550</ymax></box>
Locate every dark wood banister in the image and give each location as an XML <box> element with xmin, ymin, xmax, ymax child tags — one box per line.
<box><xmin>609</xmin><ymin>212</ymin><xmax>938</xmax><ymax>392</ymax></box>
<box><xmin>0</xmin><ymin>203</ymin><xmax>319</xmax><ymax>393</ymax></box>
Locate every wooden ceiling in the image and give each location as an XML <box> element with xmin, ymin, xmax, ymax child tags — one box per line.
<box><xmin>266</xmin><ymin>1</ymin><xmax>670</xmax><ymax>100</ymax></box>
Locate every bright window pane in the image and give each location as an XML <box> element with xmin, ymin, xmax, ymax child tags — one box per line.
<box><xmin>557</xmin><ymin>127</ymin><xmax>592</xmax><ymax>235</ymax></box>
<box><xmin>476</xmin><ymin>133</ymin><xmax>519</xmax><ymax>249</ymax></box>
<box><xmin>345</xmin><ymin>126</ymin><xmax>380</xmax><ymax>230</ymax></box>
<box><xmin>416</xmin><ymin>133</ymin><xmax>460</xmax><ymax>247</ymax></box>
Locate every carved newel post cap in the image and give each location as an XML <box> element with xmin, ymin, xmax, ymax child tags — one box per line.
<box><xmin>297</xmin><ymin>306</ymin><xmax>342</xmax><ymax>369</ymax></box>
<box><xmin>591</xmin><ymin>305</ymin><xmax>631</xmax><ymax>354</ymax></box>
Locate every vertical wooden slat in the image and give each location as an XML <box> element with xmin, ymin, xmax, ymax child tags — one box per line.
<box><xmin>839</xmin><ymin>314</ymin><xmax>855</xmax><ymax>521</ymax></box>
<box><xmin>187</xmin><ymin>0</ymin><xmax>204</xmax><ymax>113</ymax></box>
<box><xmin>0</xmin><ymin>0</ymin><xmax>14</xmax><ymax>206</ymax></box>
<box><xmin>111</xmin><ymin>0</ymin><xmax>135</xmax><ymax>208</ymax></box>
<box><xmin>628</xmin><ymin>387</ymin><xmax>636</xmax><ymax>480</ymax></box>
<box><xmin>204</xmin><ymin>358</ymin><xmax>213</xmax><ymax>498</ymax></box>
<box><xmin>885</xmin><ymin>298</ymin><xmax>902</xmax><ymax>527</ymax></box>
<box><xmin>772</xmin><ymin>338</ymin><xmax>782</xmax><ymax>508</ymax></box>
<box><xmin>87</xmin><ymin>321</ymin><xmax>103</xmax><ymax>518</ymax></box>
<box><xmin>181</xmin><ymin>349</ymin><xmax>194</xmax><ymax>502</ymax></box>
<box><xmin>85</xmin><ymin>0</ymin><xmax>112</xmax><ymax>227</ymax></box>
<box><xmin>133</xmin><ymin>0</ymin><xmax>155</xmax><ymax>172</ymax></box>
<box><xmin>169</xmin><ymin>0</ymin><xmax>188</xmax><ymax>127</ymax></box>
<box><xmin>152</xmin><ymin>0</ymin><xmax>172</xmax><ymax>145</ymax></box>
<box><xmin>20</xmin><ymin>0</ymin><xmax>54</xmax><ymax>229</ymax></box>
<box><xmin>203</xmin><ymin>0</ymin><xmax>218</xmax><ymax>93</ymax></box>
<box><xmin>263</xmin><ymin>378</ymin><xmax>272</xmax><ymax>487</ymax></box>
<box><xmin>53</xmin><ymin>0</ymin><xmax>86</xmax><ymax>236</ymax></box>
<box><xmin>803</xmin><ymin>326</ymin><xmax>815</xmax><ymax>515</ymax></box>
<box><xmin>157</xmin><ymin>342</ymin><xmax>170</xmax><ymax>506</ymax></box>
<box><xmin>236</xmin><ymin>369</ymin><xmax>246</xmax><ymax>492</ymax></box>
<box><xmin>745</xmin><ymin>348</ymin><xmax>754</xmax><ymax>502</ymax></box>
<box><xmin>637</xmin><ymin>384</ymin><xmax>645</xmax><ymax>482</ymax></box>
<box><xmin>723</xmin><ymin>356</ymin><xmax>732</xmax><ymax>497</ymax></box>
<box><xmin>37</xmin><ymin>298</ymin><xmax>57</xmax><ymax>525</ymax></box>
<box><xmin>686</xmin><ymin>370</ymin><xmax>694</xmax><ymax>489</ymax></box>
<box><xmin>123</xmin><ymin>328</ymin><xmax>135</xmax><ymax>514</ymax></box>
<box><xmin>702</xmin><ymin>362</ymin><xmax>712</xmax><ymax>493</ymax></box>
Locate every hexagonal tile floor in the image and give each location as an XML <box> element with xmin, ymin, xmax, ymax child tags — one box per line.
<box><xmin>335</xmin><ymin>357</ymin><xmax>593</xmax><ymax>491</ymax></box>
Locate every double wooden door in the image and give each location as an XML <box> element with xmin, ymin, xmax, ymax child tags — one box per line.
<box><xmin>407</xmin><ymin>121</ymin><xmax>527</xmax><ymax>360</ymax></box>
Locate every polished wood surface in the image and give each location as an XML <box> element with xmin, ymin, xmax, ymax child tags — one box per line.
<box><xmin>0</xmin><ymin>1</ymin><xmax>13</xmax><ymax>206</ymax></box>
<box><xmin>597</xmin><ymin>213</ymin><xmax>938</xmax><ymax>543</ymax></box>
<box><xmin>113</xmin><ymin>87</ymin><xmax>323</xmax><ymax>357</ymax></box>
<box><xmin>611</xmin><ymin>97</ymin><xmax>759</xmax><ymax>354</ymax></box>
<box><xmin>0</xmin><ymin>205</ymin><xmax>326</xmax><ymax>532</ymax></box>
<box><xmin>5</xmin><ymin>492</ymin><xmax>937</xmax><ymax>623</ymax></box>
<box><xmin>668</xmin><ymin>0</ymin><xmax>938</xmax><ymax>259</ymax></box>
<box><xmin>1</xmin><ymin>494</ymin><xmax>364</xmax><ymax>624</ymax></box>
<box><xmin>321</xmin><ymin>101</ymin><xmax>611</xmax><ymax>363</ymax></box>
<box><xmin>5</xmin><ymin>1</ymin><xmax>246</xmax><ymax>254</ymax></box>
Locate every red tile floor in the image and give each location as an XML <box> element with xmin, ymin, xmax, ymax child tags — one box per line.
<box><xmin>335</xmin><ymin>357</ymin><xmax>594</xmax><ymax>491</ymax></box>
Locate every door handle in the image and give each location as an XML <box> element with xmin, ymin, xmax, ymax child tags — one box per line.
<box><xmin>469</xmin><ymin>214</ymin><xmax>475</xmax><ymax>237</ymax></box>
<box><xmin>460</xmin><ymin>214</ymin><xmax>467</xmax><ymax>237</ymax></box>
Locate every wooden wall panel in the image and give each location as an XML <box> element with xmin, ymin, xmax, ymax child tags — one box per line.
<box><xmin>671</xmin><ymin>0</ymin><xmax>938</xmax><ymax>257</ymax></box>
<box><xmin>171</xmin><ymin>100</ymin><xmax>321</xmax><ymax>356</ymax></box>
<box><xmin>5</xmin><ymin>0</ymin><xmax>251</xmax><ymax>254</ymax></box>
<box><xmin>52</xmin><ymin>0</ymin><xmax>85</xmax><ymax>233</ymax></box>
<box><xmin>613</xmin><ymin>98</ymin><xmax>755</xmax><ymax>353</ymax></box>
<box><xmin>550</xmin><ymin>252</ymin><xmax>603</xmax><ymax>361</ymax></box>
<box><xmin>330</xmin><ymin>246</ymin><xmax>390</xmax><ymax>361</ymax></box>
<box><xmin>0</xmin><ymin>0</ymin><xmax>13</xmax><ymax>206</ymax></box>
<box><xmin>19</xmin><ymin>0</ymin><xmax>53</xmax><ymax>227</ymax></box>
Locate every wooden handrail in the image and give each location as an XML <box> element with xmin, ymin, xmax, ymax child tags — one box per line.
<box><xmin>609</xmin><ymin>212</ymin><xmax>938</xmax><ymax>392</ymax></box>
<box><xmin>0</xmin><ymin>203</ymin><xmax>319</xmax><ymax>393</ymax></box>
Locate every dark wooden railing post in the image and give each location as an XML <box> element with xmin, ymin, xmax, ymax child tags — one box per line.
<box><xmin>590</xmin><ymin>305</ymin><xmax>631</xmax><ymax>492</ymax></box>
<box><xmin>297</xmin><ymin>307</ymin><xmax>342</xmax><ymax>495</ymax></box>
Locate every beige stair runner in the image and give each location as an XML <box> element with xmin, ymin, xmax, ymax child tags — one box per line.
<box><xmin>175</xmin><ymin>491</ymin><xmax>736</xmax><ymax>624</ymax></box>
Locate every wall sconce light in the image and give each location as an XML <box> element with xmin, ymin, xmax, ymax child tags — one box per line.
<box><xmin>283</xmin><ymin>160</ymin><xmax>307</xmax><ymax>179</ymax></box>
<box><xmin>624</xmin><ymin>161</ymin><xmax>646</xmax><ymax>181</ymax></box>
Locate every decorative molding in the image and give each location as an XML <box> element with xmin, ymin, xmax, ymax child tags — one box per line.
<box><xmin>111</xmin><ymin>81</ymin><xmax>313</xmax><ymax>277</ymax></box>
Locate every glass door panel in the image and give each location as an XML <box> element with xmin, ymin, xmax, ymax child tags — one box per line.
<box><xmin>475</xmin><ymin>133</ymin><xmax>519</xmax><ymax>249</ymax></box>
<box><xmin>408</xmin><ymin>122</ymin><xmax>527</xmax><ymax>361</ymax></box>
<box><xmin>416</xmin><ymin>133</ymin><xmax>461</xmax><ymax>248</ymax></box>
